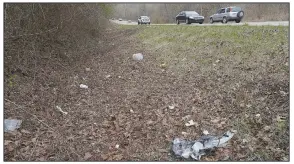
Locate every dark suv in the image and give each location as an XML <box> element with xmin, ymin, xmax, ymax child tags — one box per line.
<box><xmin>176</xmin><ymin>11</ymin><xmax>204</xmax><ymax>24</ymax></box>
<box><xmin>209</xmin><ymin>6</ymin><xmax>244</xmax><ymax>23</ymax></box>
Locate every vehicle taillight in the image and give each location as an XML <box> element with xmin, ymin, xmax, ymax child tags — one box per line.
<box><xmin>230</xmin><ymin>8</ymin><xmax>232</xmax><ymax>12</ymax></box>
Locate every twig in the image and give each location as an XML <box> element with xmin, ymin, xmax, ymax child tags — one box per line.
<box><xmin>38</xmin><ymin>4</ymin><xmax>46</xmax><ymax>20</ymax></box>
<box><xmin>4</xmin><ymin>98</ymin><xmax>55</xmax><ymax>131</ymax></box>
<box><xmin>28</xmin><ymin>132</ymin><xmax>39</xmax><ymax>161</ymax></box>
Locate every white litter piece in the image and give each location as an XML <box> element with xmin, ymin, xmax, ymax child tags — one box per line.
<box><xmin>255</xmin><ymin>114</ymin><xmax>261</xmax><ymax>117</ymax></box>
<box><xmin>115</xmin><ymin>144</ymin><xmax>120</xmax><ymax>149</ymax></box>
<box><xmin>4</xmin><ymin>119</ymin><xmax>22</xmax><ymax>132</ymax></box>
<box><xmin>56</xmin><ymin>106</ymin><xmax>68</xmax><ymax>115</ymax></box>
<box><xmin>172</xmin><ymin>130</ymin><xmax>235</xmax><ymax>161</ymax></box>
<box><xmin>80</xmin><ymin>84</ymin><xmax>88</xmax><ymax>89</ymax></box>
<box><xmin>185</xmin><ymin>120</ymin><xmax>197</xmax><ymax>127</ymax></box>
<box><xmin>182</xmin><ymin>132</ymin><xmax>188</xmax><ymax>135</ymax></box>
<box><xmin>106</xmin><ymin>75</ymin><xmax>111</xmax><ymax>78</ymax></box>
<box><xmin>130</xmin><ymin>109</ymin><xmax>134</xmax><ymax>113</ymax></box>
<box><xmin>85</xmin><ymin>68</ymin><xmax>91</xmax><ymax>71</ymax></box>
<box><xmin>203</xmin><ymin>130</ymin><xmax>209</xmax><ymax>135</ymax></box>
<box><xmin>168</xmin><ymin>105</ymin><xmax>175</xmax><ymax>110</ymax></box>
<box><xmin>132</xmin><ymin>53</ymin><xmax>143</xmax><ymax>61</ymax></box>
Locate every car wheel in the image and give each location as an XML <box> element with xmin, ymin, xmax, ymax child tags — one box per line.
<box><xmin>176</xmin><ymin>19</ymin><xmax>180</xmax><ymax>25</ymax></box>
<box><xmin>235</xmin><ymin>20</ymin><xmax>241</xmax><ymax>23</ymax></box>
<box><xmin>186</xmin><ymin>18</ymin><xmax>190</xmax><ymax>24</ymax></box>
<box><xmin>199</xmin><ymin>22</ymin><xmax>203</xmax><ymax>24</ymax></box>
<box><xmin>210</xmin><ymin>18</ymin><xmax>214</xmax><ymax>24</ymax></box>
<box><xmin>149</xmin><ymin>23</ymin><xmax>150</xmax><ymax>25</ymax></box>
<box><xmin>222</xmin><ymin>17</ymin><xmax>228</xmax><ymax>24</ymax></box>
<box><xmin>237</xmin><ymin>11</ymin><xmax>244</xmax><ymax>18</ymax></box>
<box><xmin>138</xmin><ymin>22</ymin><xmax>140</xmax><ymax>25</ymax></box>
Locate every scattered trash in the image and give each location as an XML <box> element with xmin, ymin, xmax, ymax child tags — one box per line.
<box><xmin>56</xmin><ymin>106</ymin><xmax>68</xmax><ymax>115</ymax></box>
<box><xmin>132</xmin><ymin>53</ymin><xmax>143</xmax><ymax>61</ymax></box>
<box><xmin>172</xmin><ymin>130</ymin><xmax>235</xmax><ymax>161</ymax></box>
<box><xmin>160</xmin><ymin>63</ymin><xmax>167</xmax><ymax>68</ymax></box>
<box><xmin>255</xmin><ymin>114</ymin><xmax>260</xmax><ymax>118</ymax></box>
<box><xmin>242</xmin><ymin>139</ymin><xmax>248</xmax><ymax>143</ymax></box>
<box><xmin>203</xmin><ymin>130</ymin><xmax>209</xmax><ymax>135</ymax></box>
<box><xmin>182</xmin><ymin>132</ymin><xmax>189</xmax><ymax>135</ymax></box>
<box><xmin>115</xmin><ymin>144</ymin><xmax>120</xmax><ymax>149</ymax></box>
<box><xmin>118</xmin><ymin>76</ymin><xmax>122</xmax><ymax>78</ymax></box>
<box><xmin>4</xmin><ymin>119</ymin><xmax>22</xmax><ymax>132</ymax></box>
<box><xmin>185</xmin><ymin>120</ymin><xmax>197</xmax><ymax>127</ymax></box>
<box><xmin>168</xmin><ymin>105</ymin><xmax>175</xmax><ymax>110</ymax></box>
<box><xmin>85</xmin><ymin>68</ymin><xmax>91</xmax><ymax>71</ymax></box>
<box><xmin>106</xmin><ymin>75</ymin><xmax>111</xmax><ymax>78</ymax></box>
<box><xmin>130</xmin><ymin>109</ymin><xmax>134</xmax><ymax>113</ymax></box>
<box><xmin>215</xmin><ymin>59</ymin><xmax>220</xmax><ymax>63</ymax></box>
<box><xmin>80</xmin><ymin>84</ymin><xmax>88</xmax><ymax>89</ymax></box>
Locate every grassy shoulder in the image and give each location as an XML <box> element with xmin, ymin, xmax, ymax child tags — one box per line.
<box><xmin>133</xmin><ymin>25</ymin><xmax>289</xmax><ymax>161</ymax></box>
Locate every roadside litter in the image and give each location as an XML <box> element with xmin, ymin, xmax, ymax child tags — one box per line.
<box><xmin>56</xmin><ymin>106</ymin><xmax>68</xmax><ymax>115</ymax></box>
<box><xmin>172</xmin><ymin>130</ymin><xmax>235</xmax><ymax>160</ymax></box>
<box><xmin>132</xmin><ymin>53</ymin><xmax>143</xmax><ymax>61</ymax></box>
<box><xmin>80</xmin><ymin>84</ymin><xmax>88</xmax><ymax>89</ymax></box>
<box><xmin>4</xmin><ymin>119</ymin><xmax>22</xmax><ymax>132</ymax></box>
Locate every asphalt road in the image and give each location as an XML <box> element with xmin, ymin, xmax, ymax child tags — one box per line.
<box><xmin>111</xmin><ymin>20</ymin><xmax>289</xmax><ymax>26</ymax></box>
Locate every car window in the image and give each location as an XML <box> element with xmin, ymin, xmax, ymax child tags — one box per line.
<box><xmin>232</xmin><ymin>7</ymin><xmax>241</xmax><ymax>12</ymax></box>
<box><xmin>226</xmin><ymin>8</ymin><xmax>230</xmax><ymax>12</ymax></box>
<box><xmin>216</xmin><ymin>9</ymin><xmax>221</xmax><ymax>14</ymax></box>
<box><xmin>185</xmin><ymin>11</ymin><xmax>199</xmax><ymax>16</ymax></box>
<box><xmin>220</xmin><ymin>9</ymin><xmax>225</xmax><ymax>13</ymax></box>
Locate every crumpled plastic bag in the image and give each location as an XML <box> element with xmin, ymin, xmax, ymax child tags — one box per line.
<box><xmin>4</xmin><ymin>119</ymin><xmax>22</xmax><ymax>132</ymax></box>
<box><xmin>132</xmin><ymin>53</ymin><xmax>143</xmax><ymax>61</ymax></box>
<box><xmin>172</xmin><ymin>130</ymin><xmax>235</xmax><ymax>160</ymax></box>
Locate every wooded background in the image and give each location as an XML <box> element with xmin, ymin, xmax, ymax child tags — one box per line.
<box><xmin>112</xmin><ymin>3</ymin><xmax>289</xmax><ymax>23</ymax></box>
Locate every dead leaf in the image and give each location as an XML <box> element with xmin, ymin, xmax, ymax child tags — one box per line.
<box><xmin>4</xmin><ymin>140</ymin><xmax>13</xmax><ymax>146</ymax></box>
<box><xmin>21</xmin><ymin>129</ymin><xmax>31</xmax><ymax>134</ymax></box>
<box><xmin>31</xmin><ymin>138</ymin><xmax>37</xmax><ymax>142</ymax></box>
<box><xmin>113</xmin><ymin>154</ymin><xmax>123</xmax><ymax>160</ymax></box>
<box><xmin>101</xmin><ymin>154</ymin><xmax>109</xmax><ymax>160</ymax></box>
<box><xmin>7</xmin><ymin>144</ymin><xmax>14</xmax><ymax>152</ymax></box>
<box><xmin>147</xmin><ymin>120</ymin><xmax>154</xmax><ymax>125</ymax></box>
<box><xmin>37</xmin><ymin>157</ymin><xmax>46</xmax><ymax>161</ymax></box>
<box><xmin>211</xmin><ymin>118</ymin><xmax>220</xmax><ymax>123</ymax></box>
<box><xmin>84</xmin><ymin>152</ymin><xmax>92</xmax><ymax>160</ymax></box>
<box><xmin>264</xmin><ymin>126</ymin><xmax>271</xmax><ymax>131</ymax></box>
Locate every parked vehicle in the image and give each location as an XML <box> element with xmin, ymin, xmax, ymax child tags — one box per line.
<box><xmin>176</xmin><ymin>11</ymin><xmax>204</xmax><ymax>24</ymax></box>
<box><xmin>210</xmin><ymin>6</ymin><xmax>244</xmax><ymax>24</ymax></box>
<box><xmin>119</xmin><ymin>18</ymin><xmax>122</xmax><ymax>21</ymax></box>
<box><xmin>138</xmin><ymin>16</ymin><xmax>151</xmax><ymax>25</ymax></box>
